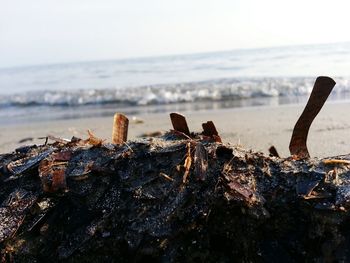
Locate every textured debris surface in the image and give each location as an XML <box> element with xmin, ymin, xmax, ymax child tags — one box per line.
<box><xmin>1</xmin><ymin>133</ymin><xmax>350</xmax><ymax>262</ymax></box>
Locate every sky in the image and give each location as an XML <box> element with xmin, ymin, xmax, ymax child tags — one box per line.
<box><xmin>1</xmin><ymin>0</ymin><xmax>350</xmax><ymax>68</ymax></box>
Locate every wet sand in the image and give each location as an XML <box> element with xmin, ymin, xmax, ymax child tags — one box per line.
<box><xmin>1</xmin><ymin>102</ymin><xmax>349</xmax><ymax>158</ymax></box>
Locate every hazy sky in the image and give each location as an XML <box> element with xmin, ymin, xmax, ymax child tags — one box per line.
<box><xmin>1</xmin><ymin>0</ymin><xmax>350</xmax><ymax>68</ymax></box>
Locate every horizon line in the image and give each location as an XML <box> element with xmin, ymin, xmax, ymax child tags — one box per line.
<box><xmin>1</xmin><ymin>40</ymin><xmax>349</xmax><ymax>71</ymax></box>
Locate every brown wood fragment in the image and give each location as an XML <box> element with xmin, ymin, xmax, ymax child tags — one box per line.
<box><xmin>289</xmin><ymin>76</ymin><xmax>336</xmax><ymax>159</ymax></box>
<box><xmin>268</xmin><ymin>146</ymin><xmax>280</xmax><ymax>158</ymax></box>
<box><xmin>182</xmin><ymin>142</ymin><xmax>192</xmax><ymax>183</ymax></box>
<box><xmin>38</xmin><ymin>151</ymin><xmax>72</xmax><ymax>193</ymax></box>
<box><xmin>39</xmin><ymin>158</ymin><xmax>67</xmax><ymax>193</ymax></box>
<box><xmin>212</xmin><ymin>135</ymin><xmax>222</xmax><ymax>143</ymax></box>
<box><xmin>170</xmin><ymin>113</ymin><xmax>190</xmax><ymax>136</ymax></box>
<box><xmin>18</xmin><ymin>137</ymin><xmax>34</xmax><ymax>144</ymax></box>
<box><xmin>86</xmin><ymin>130</ymin><xmax>105</xmax><ymax>146</ymax></box>
<box><xmin>202</xmin><ymin>121</ymin><xmax>219</xmax><ymax>136</ymax></box>
<box><xmin>226</xmin><ymin>180</ymin><xmax>256</xmax><ymax>204</ymax></box>
<box><xmin>194</xmin><ymin>142</ymin><xmax>208</xmax><ymax>181</ymax></box>
<box><xmin>51</xmin><ymin>151</ymin><xmax>72</xmax><ymax>161</ymax></box>
<box><xmin>46</xmin><ymin>135</ymin><xmax>71</xmax><ymax>144</ymax></box>
<box><xmin>51</xmin><ymin>169</ymin><xmax>67</xmax><ymax>191</ymax></box>
<box><xmin>202</xmin><ymin>121</ymin><xmax>222</xmax><ymax>142</ymax></box>
<box><xmin>159</xmin><ymin>172</ymin><xmax>175</xmax><ymax>182</ymax></box>
<box><xmin>302</xmin><ymin>191</ymin><xmax>332</xmax><ymax>200</ymax></box>
<box><xmin>112</xmin><ymin>113</ymin><xmax>129</xmax><ymax>144</ymax></box>
<box><xmin>140</xmin><ymin>131</ymin><xmax>163</xmax><ymax>137</ymax></box>
<box><xmin>323</xmin><ymin>159</ymin><xmax>350</xmax><ymax>165</ymax></box>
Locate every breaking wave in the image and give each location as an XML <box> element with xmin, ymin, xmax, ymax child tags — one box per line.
<box><xmin>1</xmin><ymin>77</ymin><xmax>349</xmax><ymax>108</ymax></box>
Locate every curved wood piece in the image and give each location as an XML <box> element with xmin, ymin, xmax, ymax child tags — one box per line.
<box><xmin>289</xmin><ymin>76</ymin><xmax>336</xmax><ymax>158</ymax></box>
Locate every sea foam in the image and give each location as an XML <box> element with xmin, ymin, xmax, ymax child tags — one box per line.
<box><xmin>0</xmin><ymin>77</ymin><xmax>349</xmax><ymax>107</ymax></box>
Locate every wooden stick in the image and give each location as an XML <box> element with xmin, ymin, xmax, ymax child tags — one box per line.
<box><xmin>112</xmin><ymin>113</ymin><xmax>129</xmax><ymax>144</ymax></box>
<box><xmin>289</xmin><ymin>76</ymin><xmax>336</xmax><ymax>158</ymax></box>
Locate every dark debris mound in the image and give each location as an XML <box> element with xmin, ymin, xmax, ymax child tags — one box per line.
<box><xmin>1</xmin><ymin>133</ymin><xmax>350</xmax><ymax>262</ymax></box>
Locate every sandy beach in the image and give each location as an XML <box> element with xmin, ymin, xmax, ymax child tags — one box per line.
<box><xmin>1</xmin><ymin>101</ymin><xmax>349</xmax><ymax>158</ymax></box>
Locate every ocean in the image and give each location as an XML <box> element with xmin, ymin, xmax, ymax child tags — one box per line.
<box><xmin>0</xmin><ymin>42</ymin><xmax>350</xmax><ymax>125</ymax></box>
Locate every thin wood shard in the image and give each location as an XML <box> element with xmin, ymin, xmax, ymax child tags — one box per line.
<box><xmin>86</xmin><ymin>130</ymin><xmax>105</xmax><ymax>146</ymax></box>
<box><xmin>39</xmin><ymin>151</ymin><xmax>71</xmax><ymax>193</ymax></box>
<box><xmin>112</xmin><ymin>113</ymin><xmax>129</xmax><ymax>144</ymax></box>
<box><xmin>323</xmin><ymin>159</ymin><xmax>350</xmax><ymax>166</ymax></box>
<box><xmin>289</xmin><ymin>76</ymin><xmax>336</xmax><ymax>159</ymax></box>
<box><xmin>202</xmin><ymin>121</ymin><xmax>219</xmax><ymax>136</ymax></box>
<box><xmin>182</xmin><ymin>142</ymin><xmax>192</xmax><ymax>183</ymax></box>
<box><xmin>159</xmin><ymin>172</ymin><xmax>175</xmax><ymax>182</ymax></box>
<box><xmin>194</xmin><ymin>142</ymin><xmax>208</xmax><ymax>181</ymax></box>
<box><xmin>202</xmin><ymin>121</ymin><xmax>222</xmax><ymax>142</ymax></box>
<box><xmin>170</xmin><ymin>113</ymin><xmax>190</xmax><ymax>136</ymax></box>
<box><xmin>46</xmin><ymin>135</ymin><xmax>71</xmax><ymax>144</ymax></box>
<box><xmin>269</xmin><ymin>146</ymin><xmax>280</xmax><ymax>158</ymax></box>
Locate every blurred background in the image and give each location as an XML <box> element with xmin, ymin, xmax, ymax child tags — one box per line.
<box><xmin>1</xmin><ymin>0</ymin><xmax>350</xmax><ymax>156</ymax></box>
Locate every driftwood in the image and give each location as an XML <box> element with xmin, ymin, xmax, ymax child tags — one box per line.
<box><xmin>1</xmin><ymin>76</ymin><xmax>350</xmax><ymax>262</ymax></box>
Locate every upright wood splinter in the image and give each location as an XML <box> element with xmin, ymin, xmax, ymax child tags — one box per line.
<box><xmin>289</xmin><ymin>76</ymin><xmax>336</xmax><ymax>159</ymax></box>
<box><xmin>269</xmin><ymin>146</ymin><xmax>280</xmax><ymax>158</ymax></box>
<box><xmin>202</xmin><ymin>121</ymin><xmax>222</xmax><ymax>142</ymax></box>
<box><xmin>202</xmin><ymin>121</ymin><xmax>219</xmax><ymax>137</ymax></box>
<box><xmin>112</xmin><ymin>113</ymin><xmax>129</xmax><ymax>144</ymax></box>
<box><xmin>170</xmin><ymin>113</ymin><xmax>191</xmax><ymax>136</ymax></box>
